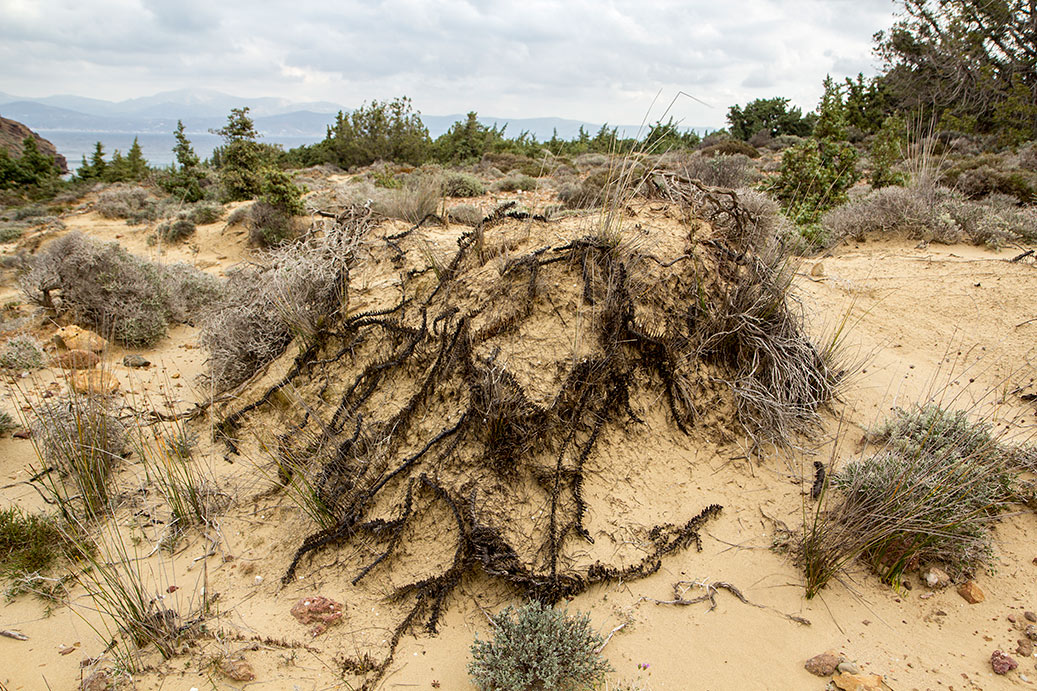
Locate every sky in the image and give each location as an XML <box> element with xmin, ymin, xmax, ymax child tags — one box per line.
<box><xmin>0</xmin><ymin>0</ymin><xmax>898</xmax><ymax>129</ymax></box>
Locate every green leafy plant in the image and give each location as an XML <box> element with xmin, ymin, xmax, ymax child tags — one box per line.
<box><xmin>767</xmin><ymin>137</ymin><xmax>859</xmax><ymax>227</ymax></box>
<box><xmin>468</xmin><ymin>601</ymin><xmax>612</xmax><ymax>691</ymax></box>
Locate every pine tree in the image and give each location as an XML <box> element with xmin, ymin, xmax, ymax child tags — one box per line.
<box><xmin>126</xmin><ymin>137</ymin><xmax>148</xmax><ymax>181</ymax></box>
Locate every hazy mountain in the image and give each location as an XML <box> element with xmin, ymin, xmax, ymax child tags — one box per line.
<box><xmin>0</xmin><ymin>89</ymin><xmax>708</xmax><ymax>148</ymax></box>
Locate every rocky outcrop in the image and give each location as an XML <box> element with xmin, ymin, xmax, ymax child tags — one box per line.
<box><xmin>0</xmin><ymin>115</ymin><xmax>68</xmax><ymax>174</ymax></box>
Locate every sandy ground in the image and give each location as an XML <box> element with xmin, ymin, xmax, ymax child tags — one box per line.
<box><xmin>0</xmin><ymin>188</ymin><xmax>1035</xmax><ymax>691</ymax></box>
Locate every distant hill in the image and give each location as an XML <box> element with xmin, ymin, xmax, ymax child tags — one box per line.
<box><xmin>0</xmin><ymin>115</ymin><xmax>68</xmax><ymax>173</ymax></box>
<box><xmin>0</xmin><ymin>89</ymin><xmax>709</xmax><ymax>141</ymax></box>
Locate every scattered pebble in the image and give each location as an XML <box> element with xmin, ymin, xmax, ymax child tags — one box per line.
<box><xmin>837</xmin><ymin>661</ymin><xmax>861</xmax><ymax>675</ymax></box>
<box><xmin>123</xmin><ymin>354</ymin><xmax>151</xmax><ymax>368</ymax></box>
<box><xmin>991</xmin><ymin>649</ymin><xmax>1018</xmax><ymax>675</ymax></box>
<box><xmin>805</xmin><ymin>651</ymin><xmax>842</xmax><ymax>677</ymax></box>
<box><xmin>1025</xmin><ymin>611</ymin><xmax>1037</xmax><ymax>623</ymax></box>
<box><xmin>957</xmin><ymin>581</ymin><xmax>985</xmax><ymax>604</ymax></box>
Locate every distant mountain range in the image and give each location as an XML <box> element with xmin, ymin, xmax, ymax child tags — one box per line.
<box><xmin>0</xmin><ymin>88</ymin><xmax>707</xmax><ymax>141</ymax></box>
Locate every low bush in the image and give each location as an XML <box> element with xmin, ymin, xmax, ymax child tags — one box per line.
<box><xmin>700</xmin><ymin>139</ymin><xmax>760</xmax><ymax>159</ymax></box>
<box><xmin>823</xmin><ymin>186</ymin><xmax>1037</xmax><ymax>248</ymax></box>
<box><xmin>0</xmin><ymin>335</ymin><xmax>45</xmax><ymax>370</ymax></box>
<box><xmin>30</xmin><ymin>395</ymin><xmax>127</xmax><ymax>520</ymax></box>
<box><xmin>248</xmin><ymin>201</ymin><xmax>295</xmax><ymax>247</ymax></box>
<box><xmin>0</xmin><ymin>507</ymin><xmax>72</xmax><ymax>578</ymax></box>
<box><xmin>371</xmin><ymin>172</ymin><xmax>443</xmax><ymax>223</ymax></box>
<box><xmin>200</xmin><ymin>220</ymin><xmax>357</xmax><ymax>391</ymax></box>
<box><xmin>187</xmin><ymin>201</ymin><xmax>223</xmax><ymax>225</ymax></box>
<box><xmin>19</xmin><ymin>232</ymin><xmax>221</xmax><ymax>346</ymax></box>
<box><xmin>495</xmin><ymin>173</ymin><xmax>537</xmax><ymax>193</ymax></box>
<box><xmin>681</xmin><ymin>153</ymin><xmax>758</xmax><ymax>188</ymax></box>
<box><xmin>942</xmin><ymin>155</ymin><xmax>1037</xmax><ymax>204</ymax></box>
<box><xmin>155</xmin><ymin>213</ymin><xmax>196</xmax><ymax>243</ymax></box>
<box><xmin>95</xmin><ymin>184</ymin><xmax>162</xmax><ymax>224</ymax></box>
<box><xmin>556</xmin><ymin>170</ymin><xmax>609</xmax><ymax>209</ymax></box>
<box><xmin>799</xmin><ymin>404</ymin><xmax>1034</xmax><ymax>597</ymax></box>
<box><xmin>448</xmin><ymin>204</ymin><xmax>485</xmax><ymax>226</ymax></box>
<box><xmin>468</xmin><ymin>601</ymin><xmax>612</xmax><ymax>691</ymax></box>
<box><xmin>444</xmin><ymin>172</ymin><xmax>486</xmax><ymax>197</ymax></box>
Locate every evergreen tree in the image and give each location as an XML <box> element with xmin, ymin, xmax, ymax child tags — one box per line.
<box><xmin>164</xmin><ymin>120</ymin><xmax>205</xmax><ymax>202</ymax></box>
<box><xmin>212</xmin><ymin>107</ymin><xmax>264</xmax><ymax>201</ymax></box>
<box><xmin>126</xmin><ymin>137</ymin><xmax>148</xmax><ymax>181</ymax></box>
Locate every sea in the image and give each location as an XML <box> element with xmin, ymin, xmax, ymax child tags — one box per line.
<box><xmin>38</xmin><ymin>130</ymin><xmax>323</xmax><ymax>172</ymax></box>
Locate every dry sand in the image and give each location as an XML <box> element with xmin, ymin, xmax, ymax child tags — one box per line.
<box><xmin>1</xmin><ymin>188</ymin><xmax>1035</xmax><ymax>691</ymax></box>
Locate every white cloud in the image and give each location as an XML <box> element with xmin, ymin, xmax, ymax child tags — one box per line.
<box><xmin>0</xmin><ymin>0</ymin><xmax>895</xmax><ymax>127</ymax></box>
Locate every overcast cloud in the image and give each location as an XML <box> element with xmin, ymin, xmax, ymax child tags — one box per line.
<box><xmin>0</xmin><ymin>0</ymin><xmax>896</xmax><ymax>128</ymax></box>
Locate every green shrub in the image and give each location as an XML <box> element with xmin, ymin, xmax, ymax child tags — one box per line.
<box><xmin>768</xmin><ymin>138</ymin><xmax>859</xmax><ymax>225</ymax></box>
<box><xmin>187</xmin><ymin>201</ymin><xmax>223</xmax><ymax>225</ymax></box>
<box><xmin>468</xmin><ymin>601</ymin><xmax>612</xmax><ymax>691</ymax></box>
<box><xmin>155</xmin><ymin>213</ymin><xmax>196</xmax><ymax>243</ymax></box>
<box><xmin>444</xmin><ymin>172</ymin><xmax>486</xmax><ymax>197</ymax></box>
<box><xmin>0</xmin><ymin>507</ymin><xmax>70</xmax><ymax>577</ymax></box>
<box><xmin>0</xmin><ymin>335</ymin><xmax>45</xmax><ymax>370</ymax></box>
<box><xmin>869</xmin><ymin>116</ymin><xmax>908</xmax><ymax>188</ymax></box>
<box><xmin>247</xmin><ymin>169</ymin><xmax>306</xmax><ymax>247</ymax></box>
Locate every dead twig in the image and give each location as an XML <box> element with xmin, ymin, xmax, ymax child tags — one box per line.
<box><xmin>642</xmin><ymin>579</ymin><xmax>811</xmax><ymax>626</ymax></box>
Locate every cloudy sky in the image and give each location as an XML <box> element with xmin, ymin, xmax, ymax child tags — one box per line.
<box><xmin>0</xmin><ymin>0</ymin><xmax>897</xmax><ymax>128</ymax></box>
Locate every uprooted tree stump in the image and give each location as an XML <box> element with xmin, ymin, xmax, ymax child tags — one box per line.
<box><xmin>215</xmin><ymin>179</ymin><xmax>839</xmax><ymax>688</ymax></box>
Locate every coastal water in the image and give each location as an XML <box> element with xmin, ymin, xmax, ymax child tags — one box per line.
<box><xmin>39</xmin><ymin>131</ymin><xmax>322</xmax><ymax>171</ymax></box>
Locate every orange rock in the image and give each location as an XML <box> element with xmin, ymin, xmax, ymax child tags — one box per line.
<box><xmin>53</xmin><ymin>325</ymin><xmax>107</xmax><ymax>354</ymax></box>
<box><xmin>70</xmin><ymin>370</ymin><xmax>120</xmax><ymax>396</ymax></box>
<box><xmin>832</xmin><ymin>672</ymin><xmax>886</xmax><ymax>690</ymax></box>
<box><xmin>957</xmin><ymin>581</ymin><xmax>985</xmax><ymax>604</ymax></box>
<box><xmin>52</xmin><ymin>349</ymin><xmax>100</xmax><ymax>370</ymax></box>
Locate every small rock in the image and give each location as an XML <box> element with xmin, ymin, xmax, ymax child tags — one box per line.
<box><xmin>923</xmin><ymin>566</ymin><xmax>951</xmax><ymax>589</ymax></box>
<box><xmin>291</xmin><ymin>595</ymin><xmax>343</xmax><ymax>636</ymax></box>
<box><xmin>70</xmin><ymin>370</ymin><xmax>120</xmax><ymax>396</ymax></box>
<box><xmin>810</xmin><ymin>262</ymin><xmax>826</xmax><ymax>278</ymax></box>
<box><xmin>805</xmin><ymin>651</ymin><xmax>842</xmax><ymax>677</ymax></box>
<box><xmin>12</xmin><ymin>428</ymin><xmax>30</xmax><ymax>439</ymax></box>
<box><xmin>1009</xmin><ymin>614</ymin><xmax>1018</xmax><ymax>623</ymax></box>
<box><xmin>122</xmin><ymin>354</ymin><xmax>150</xmax><ymax>368</ymax></box>
<box><xmin>957</xmin><ymin>581</ymin><xmax>985</xmax><ymax>604</ymax></box>
<box><xmin>219</xmin><ymin>657</ymin><xmax>255</xmax><ymax>682</ymax></box>
<box><xmin>53</xmin><ymin>349</ymin><xmax>100</xmax><ymax>370</ymax></box>
<box><xmin>991</xmin><ymin>649</ymin><xmax>1018</xmax><ymax>675</ymax></box>
<box><xmin>1025</xmin><ymin>611</ymin><xmax>1037</xmax><ymax>623</ymax></box>
<box><xmin>1026</xmin><ymin>624</ymin><xmax>1037</xmax><ymax>641</ymax></box>
<box><xmin>53</xmin><ymin>326</ymin><xmax>107</xmax><ymax>354</ymax></box>
<box><xmin>837</xmin><ymin>661</ymin><xmax>861</xmax><ymax>675</ymax></box>
<box><xmin>1017</xmin><ymin>638</ymin><xmax>1033</xmax><ymax>657</ymax></box>
<box><xmin>832</xmin><ymin>672</ymin><xmax>885</xmax><ymax>690</ymax></box>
